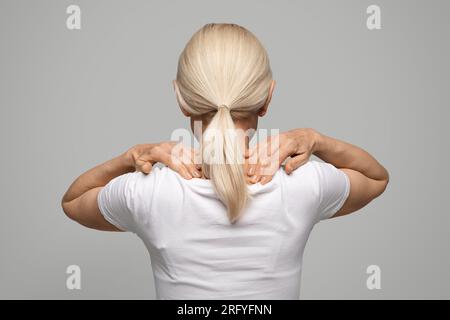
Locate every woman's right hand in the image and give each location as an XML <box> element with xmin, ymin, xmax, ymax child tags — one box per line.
<box><xmin>245</xmin><ymin>128</ymin><xmax>320</xmax><ymax>184</ymax></box>
<box><xmin>124</xmin><ymin>142</ymin><xmax>202</xmax><ymax>179</ymax></box>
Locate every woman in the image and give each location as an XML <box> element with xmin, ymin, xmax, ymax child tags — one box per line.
<box><xmin>61</xmin><ymin>23</ymin><xmax>389</xmax><ymax>299</ymax></box>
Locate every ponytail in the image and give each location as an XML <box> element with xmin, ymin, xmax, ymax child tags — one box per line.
<box><xmin>176</xmin><ymin>23</ymin><xmax>273</xmax><ymax>223</ymax></box>
<box><xmin>202</xmin><ymin>105</ymin><xmax>248</xmax><ymax>223</ymax></box>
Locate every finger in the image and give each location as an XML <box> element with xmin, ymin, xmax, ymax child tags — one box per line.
<box><xmin>260</xmin><ymin>175</ymin><xmax>273</xmax><ymax>185</ymax></box>
<box><xmin>135</xmin><ymin>158</ymin><xmax>152</xmax><ymax>174</ymax></box>
<box><xmin>273</xmin><ymin>134</ymin><xmax>299</xmax><ymax>165</ymax></box>
<box><xmin>160</xmin><ymin>151</ymin><xmax>193</xmax><ymax>180</ymax></box>
<box><xmin>180</xmin><ymin>147</ymin><xmax>202</xmax><ymax>178</ymax></box>
<box><xmin>178</xmin><ymin>146</ymin><xmax>193</xmax><ymax>164</ymax></box>
<box><xmin>284</xmin><ymin>154</ymin><xmax>309</xmax><ymax>175</ymax></box>
<box><xmin>185</xmin><ymin>162</ymin><xmax>201</xmax><ymax>178</ymax></box>
<box><xmin>259</xmin><ymin>156</ymin><xmax>279</xmax><ymax>176</ymax></box>
<box><xmin>243</xmin><ymin>160</ymin><xmax>250</xmax><ymax>176</ymax></box>
<box><xmin>245</xmin><ymin>146</ymin><xmax>256</xmax><ymax>159</ymax></box>
<box><xmin>254</xmin><ymin>138</ymin><xmax>282</xmax><ymax>176</ymax></box>
<box><xmin>154</xmin><ymin>150</ymin><xmax>173</xmax><ymax>168</ymax></box>
<box><xmin>191</xmin><ymin>148</ymin><xmax>202</xmax><ymax>168</ymax></box>
<box><xmin>256</xmin><ymin>147</ymin><xmax>276</xmax><ymax>176</ymax></box>
<box><xmin>246</xmin><ymin>153</ymin><xmax>259</xmax><ymax>176</ymax></box>
<box><xmin>173</xmin><ymin>162</ymin><xmax>193</xmax><ymax>179</ymax></box>
<box><xmin>255</xmin><ymin>175</ymin><xmax>263</xmax><ymax>183</ymax></box>
<box><xmin>180</xmin><ymin>146</ymin><xmax>200</xmax><ymax>169</ymax></box>
<box><xmin>140</xmin><ymin>162</ymin><xmax>152</xmax><ymax>175</ymax></box>
<box><xmin>277</xmin><ymin>145</ymin><xmax>293</xmax><ymax>166</ymax></box>
<box><xmin>247</xmin><ymin>163</ymin><xmax>257</xmax><ymax>176</ymax></box>
<box><xmin>170</xmin><ymin>142</ymin><xmax>186</xmax><ymax>162</ymax></box>
<box><xmin>166</xmin><ymin>141</ymin><xmax>191</xmax><ymax>166</ymax></box>
<box><xmin>245</xmin><ymin>174</ymin><xmax>254</xmax><ymax>184</ymax></box>
<box><xmin>266</xmin><ymin>135</ymin><xmax>281</xmax><ymax>156</ymax></box>
<box><xmin>179</xmin><ymin>145</ymin><xmax>194</xmax><ymax>162</ymax></box>
<box><xmin>256</xmin><ymin>140</ymin><xmax>270</xmax><ymax>159</ymax></box>
<box><xmin>253</xmin><ymin>161</ymin><xmax>262</xmax><ymax>177</ymax></box>
<box><xmin>250</xmin><ymin>173</ymin><xmax>262</xmax><ymax>184</ymax></box>
<box><xmin>268</xmin><ymin>137</ymin><xmax>293</xmax><ymax>169</ymax></box>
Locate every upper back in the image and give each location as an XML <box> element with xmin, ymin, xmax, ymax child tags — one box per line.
<box><xmin>97</xmin><ymin>160</ymin><xmax>350</xmax><ymax>299</ymax></box>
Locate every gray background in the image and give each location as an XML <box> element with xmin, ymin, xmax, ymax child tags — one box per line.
<box><xmin>0</xmin><ymin>0</ymin><xmax>449</xmax><ymax>299</ymax></box>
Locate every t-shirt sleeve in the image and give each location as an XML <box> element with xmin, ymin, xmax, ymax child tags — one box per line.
<box><xmin>97</xmin><ymin>172</ymin><xmax>138</xmax><ymax>232</ymax></box>
<box><xmin>313</xmin><ymin>161</ymin><xmax>351</xmax><ymax>222</ymax></box>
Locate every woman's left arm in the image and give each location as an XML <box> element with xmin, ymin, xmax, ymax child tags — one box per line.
<box><xmin>61</xmin><ymin>152</ymin><xmax>134</xmax><ymax>231</ymax></box>
<box><xmin>61</xmin><ymin>143</ymin><xmax>201</xmax><ymax>231</ymax></box>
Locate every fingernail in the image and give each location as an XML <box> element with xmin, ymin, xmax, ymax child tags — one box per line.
<box><xmin>193</xmin><ymin>171</ymin><xmax>201</xmax><ymax>178</ymax></box>
<box><xmin>249</xmin><ymin>167</ymin><xmax>255</xmax><ymax>175</ymax></box>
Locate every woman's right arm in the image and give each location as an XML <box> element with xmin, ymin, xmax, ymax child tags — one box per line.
<box><xmin>247</xmin><ymin>128</ymin><xmax>389</xmax><ymax>218</ymax></box>
<box><xmin>310</xmin><ymin>129</ymin><xmax>389</xmax><ymax>217</ymax></box>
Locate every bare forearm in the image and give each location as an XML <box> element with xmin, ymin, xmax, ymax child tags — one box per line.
<box><xmin>62</xmin><ymin>152</ymin><xmax>134</xmax><ymax>204</ymax></box>
<box><xmin>313</xmin><ymin>131</ymin><xmax>389</xmax><ymax>182</ymax></box>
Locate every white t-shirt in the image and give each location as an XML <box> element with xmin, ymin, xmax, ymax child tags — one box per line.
<box><xmin>97</xmin><ymin>160</ymin><xmax>350</xmax><ymax>299</ymax></box>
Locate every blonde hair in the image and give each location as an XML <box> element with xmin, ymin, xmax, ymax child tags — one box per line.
<box><xmin>176</xmin><ymin>23</ymin><xmax>273</xmax><ymax>223</ymax></box>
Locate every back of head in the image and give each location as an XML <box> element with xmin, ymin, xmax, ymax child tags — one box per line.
<box><xmin>176</xmin><ymin>23</ymin><xmax>273</xmax><ymax>223</ymax></box>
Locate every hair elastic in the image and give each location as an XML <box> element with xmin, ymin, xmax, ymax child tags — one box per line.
<box><xmin>218</xmin><ymin>104</ymin><xmax>230</xmax><ymax>111</ymax></box>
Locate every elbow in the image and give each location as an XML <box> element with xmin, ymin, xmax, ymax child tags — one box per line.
<box><xmin>381</xmin><ymin>178</ymin><xmax>389</xmax><ymax>195</ymax></box>
<box><xmin>383</xmin><ymin>167</ymin><xmax>390</xmax><ymax>190</ymax></box>
<box><xmin>61</xmin><ymin>201</ymin><xmax>71</xmax><ymax>219</ymax></box>
<box><xmin>371</xmin><ymin>168</ymin><xmax>390</xmax><ymax>200</ymax></box>
<box><xmin>377</xmin><ymin>169</ymin><xmax>390</xmax><ymax>197</ymax></box>
<box><xmin>61</xmin><ymin>198</ymin><xmax>77</xmax><ymax>222</ymax></box>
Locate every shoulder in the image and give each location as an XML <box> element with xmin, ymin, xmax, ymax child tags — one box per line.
<box><xmin>107</xmin><ymin>167</ymin><xmax>167</xmax><ymax>205</ymax></box>
<box><xmin>279</xmin><ymin>160</ymin><xmax>345</xmax><ymax>200</ymax></box>
<box><xmin>280</xmin><ymin>160</ymin><xmax>320</xmax><ymax>183</ymax></box>
<box><xmin>123</xmin><ymin>166</ymin><xmax>186</xmax><ymax>199</ymax></box>
<box><xmin>285</xmin><ymin>160</ymin><xmax>317</xmax><ymax>175</ymax></box>
<box><xmin>119</xmin><ymin>165</ymin><xmax>168</xmax><ymax>186</ymax></box>
<box><xmin>284</xmin><ymin>160</ymin><xmax>340</xmax><ymax>183</ymax></box>
<box><xmin>278</xmin><ymin>161</ymin><xmax>320</xmax><ymax>198</ymax></box>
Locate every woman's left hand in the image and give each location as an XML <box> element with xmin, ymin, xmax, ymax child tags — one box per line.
<box><xmin>245</xmin><ymin>128</ymin><xmax>320</xmax><ymax>185</ymax></box>
<box><xmin>124</xmin><ymin>142</ymin><xmax>202</xmax><ymax>179</ymax></box>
